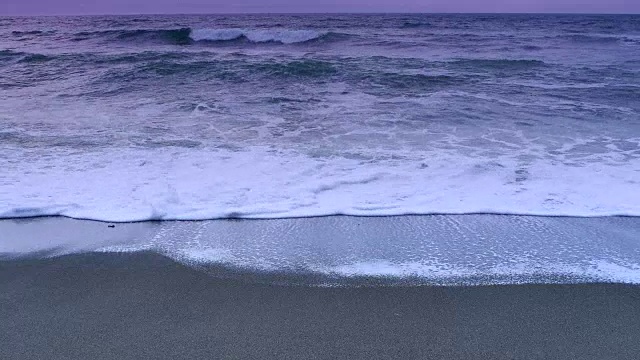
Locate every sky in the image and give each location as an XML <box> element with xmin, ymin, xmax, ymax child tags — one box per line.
<box><xmin>2</xmin><ymin>0</ymin><xmax>640</xmax><ymax>16</ymax></box>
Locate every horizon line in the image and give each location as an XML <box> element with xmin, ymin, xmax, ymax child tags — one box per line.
<box><xmin>2</xmin><ymin>11</ymin><xmax>640</xmax><ymax>17</ymax></box>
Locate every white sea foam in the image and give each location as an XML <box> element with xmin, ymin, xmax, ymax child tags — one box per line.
<box><xmin>189</xmin><ymin>28</ymin><xmax>327</xmax><ymax>44</ymax></box>
<box><xmin>0</xmin><ymin>142</ymin><xmax>639</xmax><ymax>222</ymax></box>
<box><xmin>324</xmin><ymin>260</ymin><xmax>640</xmax><ymax>284</ymax></box>
<box><xmin>190</xmin><ymin>28</ymin><xmax>245</xmax><ymax>42</ymax></box>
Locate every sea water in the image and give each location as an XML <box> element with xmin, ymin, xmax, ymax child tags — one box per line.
<box><xmin>1</xmin><ymin>14</ymin><xmax>639</xmax><ymax>283</ymax></box>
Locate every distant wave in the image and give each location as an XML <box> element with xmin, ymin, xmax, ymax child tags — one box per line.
<box><xmin>94</xmin><ymin>59</ymin><xmax>338</xmax><ymax>83</ymax></box>
<box><xmin>96</xmin><ymin>58</ymin><xmax>468</xmax><ymax>88</ymax></box>
<box><xmin>69</xmin><ymin>27</ymin><xmax>348</xmax><ymax>45</ymax></box>
<box><xmin>0</xmin><ymin>49</ymin><xmax>23</xmax><ymax>58</ymax></box>
<box><xmin>249</xmin><ymin>59</ymin><xmax>337</xmax><ymax>77</ymax></box>
<box><xmin>73</xmin><ymin>28</ymin><xmax>192</xmax><ymax>45</ymax></box>
<box><xmin>0</xmin><ymin>50</ymin><xmax>29</xmax><ymax>66</ymax></box>
<box><xmin>1</xmin><ymin>49</ymin><xmax>192</xmax><ymax>68</ymax></box>
<box><xmin>450</xmin><ymin>59</ymin><xmax>546</xmax><ymax>70</ymax></box>
<box><xmin>189</xmin><ymin>28</ymin><xmax>346</xmax><ymax>44</ymax></box>
<box><xmin>11</xmin><ymin>30</ymin><xmax>54</xmax><ymax>36</ymax></box>
<box><xmin>559</xmin><ymin>34</ymin><xmax>622</xmax><ymax>44</ymax></box>
<box><xmin>0</xmin><ymin>50</ymin><xmax>65</xmax><ymax>65</ymax></box>
<box><xmin>400</xmin><ymin>21</ymin><xmax>432</xmax><ymax>29</ymax></box>
<box><xmin>115</xmin><ymin>28</ymin><xmax>193</xmax><ymax>44</ymax></box>
<box><xmin>371</xmin><ymin>73</ymin><xmax>459</xmax><ymax>90</ymax></box>
<box><xmin>17</xmin><ymin>54</ymin><xmax>53</xmax><ymax>63</ymax></box>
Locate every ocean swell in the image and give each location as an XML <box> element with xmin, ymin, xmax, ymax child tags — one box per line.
<box><xmin>73</xmin><ymin>28</ymin><xmax>192</xmax><ymax>45</ymax></box>
<box><xmin>450</xmin><ymin>58</ymin><xmax>546</xmax><ymax>70</ymax></box>
<box><xmin>189</xmin><ymin>28</ymin><xmax>344</xmax><ymax>44</ymax></box>
<box><xmin>67</xmin><ymin>27</ymin><xmax>346</xmax><ymax>45</ymax></box>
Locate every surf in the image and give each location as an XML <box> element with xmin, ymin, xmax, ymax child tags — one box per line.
<box><xmin>66</xmin><ymin>27</ymin><xmax>349</xmax><ymax>46</ymax></box>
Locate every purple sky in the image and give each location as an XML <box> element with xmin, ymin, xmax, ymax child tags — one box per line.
<box><xmin>2</xmin><ymin>0</ymin><xmax>639</xmax><ymax>16</ymax></box>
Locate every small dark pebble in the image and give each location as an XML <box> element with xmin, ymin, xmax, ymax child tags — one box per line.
<box><xmin>108</xmin><ymin>225</ymin><xmax>115</xmax><ymax>228</ymax></box>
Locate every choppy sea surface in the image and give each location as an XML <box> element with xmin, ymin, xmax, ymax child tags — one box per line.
<box><xmin>1</xmin><ymin>14</ymin><xmax>640</xmax><ymax>284</ymax></box>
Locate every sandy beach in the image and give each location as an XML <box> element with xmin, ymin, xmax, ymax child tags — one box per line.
<box><xmin>3</xmin><ymin>9</ymin><xmax>640</xmax><ymax>360</ymax></box>
<box><xmin>2</xmin><ymin>251</ymin><xmax>639</xmax><ymax>360</ymax></box>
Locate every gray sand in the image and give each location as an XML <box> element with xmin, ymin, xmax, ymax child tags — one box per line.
<box><xmin>1</xmin><ymin>252</ymin><xmax>639</xmax><ymax>360</ymax></box>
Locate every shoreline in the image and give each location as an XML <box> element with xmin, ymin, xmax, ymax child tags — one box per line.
<box><xmin>3</xmin><ymin>211</ymin><xmax>640</xmax><ymax>224</ymax></box>
<box><xmin>2</xmin><ymin>252</ymin><xmax>640</xmax><ymax>360</ymax></box>
<box><xmin>2</xmin><ymin>215</ymin><xmax>640</xmax><ymax>285</ymax></box>
<box><xmin>1</xmin><ymin>250</ymin><xmax>626</xmax><ymax>287</ymax></box>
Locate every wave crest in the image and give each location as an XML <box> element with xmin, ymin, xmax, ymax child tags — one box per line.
<box><xmin>189</xmin><ymin>28</ymin><xmax>343</xmax><ymax>44</ymax></box>
<box><xmin>69</xmin><ymin>27</ymin><xmax>346</xmax><ymax>46</ymax></box>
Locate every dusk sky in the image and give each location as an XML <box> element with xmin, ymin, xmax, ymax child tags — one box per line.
<box><xmin>2</xmin><ymin>0</ymin><xmax>640</xmax><ymax>16</ymax></box>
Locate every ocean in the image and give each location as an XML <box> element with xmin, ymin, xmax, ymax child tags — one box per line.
<box><xmin>1</xmin><ymin>14</ymin><xmax>640</xmax><ymax>284</ymax></box>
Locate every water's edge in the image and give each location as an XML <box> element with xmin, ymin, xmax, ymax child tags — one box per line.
<box><xmin>2</xmin><ymin>214</ymin><xmax>639</xmax><ymax>286</ymax></box>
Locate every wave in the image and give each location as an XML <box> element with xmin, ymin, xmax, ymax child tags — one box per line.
<box><xmin>11</xmin><ymin>30</ymin><xmax>46</xmax><ymax>36</ymax></box>
<box><xmin>189</xmin><ymin>28</ymin><xmax>346</xmax><ymax>44</ymax></box>
<box><xmin>250</xmin><ymin>60</ymin><xmax>337</xmax><ymax>77</ymax></box>
<box><xmin>95</xmin><ymin>59</ymin><xmax>337</xmax><ymax>82</ymax></box>
<box><xmin>10</xmin><ymin>30</ymin><xmax>57</xmax><ymax>37</ymax></box>
<box><xmin>17</xmin><ymin>53</ymin><xmax>53</xmax><ymax>63</ymax></box>
<box><xmin>2</xmin><ymin>134</ymin><xmax>638</xmax><ymax>222</ymax></box>
<box><xmin>369</xmin><ymin>73</ymin><xmax>459</xmax><ymax>91</ymax></box>
<box><xmin>0</xmin><ymin>50</ymin><xmax>59</xmax><ymax>65</ymax></box>
<box><xmin>0</xmin><ymin>49</ymin><xmax>28</xmax><ymax>56</ymax></box>
<box><xmin>559</xmin><ymin>34</ymin><xmax>622</xmax><ymax>44</ymax></box>
<box><xmin>73</xmin><ymin>28</ymin><xmax>192</xmax><ymax>45</ymax></box>
<box><xmin>68</xmin><ymin>27</ymin><xmax>347</xmax><ymax>46</ymax></box>
<box><xmin>1</xmin><ymin>50</ymin><xmax>196</xmax><ymax>72</ymax></box>
<box><xmin>0</xmin><ymin>50</ymin><xmax>31</xmax><ymax>66</ymax></box>
<box><xmin>115</xmin><ymin>28</ymin><xmax>193</xmax><ymax>45</ymax></box>
<box><xmin>95</xmin><ymin>58</ymin><xmax>467</xmax><ymax>89</ymax></box>
<box><xmin>450</xmin><ymin>58</ymin><xmax>546</xmax><ymax>70</ymax></box>
<box><xmin>400</xmin><ymin>21</ymin><xmax>432</xmax><ymax>29</ymax></box>
<box><xmin>0</xmin><ymin>49</ymin><xmax>24</xmax><ymax>58</ymax></box>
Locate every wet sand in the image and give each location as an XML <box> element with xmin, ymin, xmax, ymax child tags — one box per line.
<box><xmin>3</xmin><ymin>215</ymin><xmax>640</xmax><ymax>286</ymax></box>
<box><xmin>1</xmin><ymin>252</ymin><xmax>639</xmax><ymax>360</ymax></box>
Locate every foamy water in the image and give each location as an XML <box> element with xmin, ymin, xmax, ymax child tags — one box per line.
<box><xmin>1</xmin><ymin>14</ymin><xmax>639</xmax><ymax>284</ymax></box>
<box><xmin>1</xmin><ymin>142</ymin><xmax>639</xmax><ymax>222</ymax></box>
<box><xmin>2</xmin><ymin>15</ymin><xmax>639</xmax><ymax>221</ymax></box>
<box><xmin>189</xmin><ymin>28</ymin><xmax>329</xmax><ymax>43</ymax></box>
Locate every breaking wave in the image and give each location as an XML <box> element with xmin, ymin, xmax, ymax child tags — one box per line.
<box><xmin>189</xmin><ymin>28</ymin><xmax>346</xmax><ymax>44</ymax></box>
<box><xmin>68</xmin><ymin>27</ymin><xmax>347</xmax><ymax>45</ymax></box>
